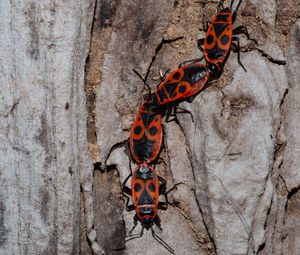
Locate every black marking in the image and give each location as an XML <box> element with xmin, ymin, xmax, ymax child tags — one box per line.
<box><xmin>172</xmin><ymin>71</ymin><xmax>181</xmax><ymax>80</ymax></box>
<box><xmin>221</xmin><ymin>35</ymin><xmax>230</xmax><ymax>45</ymax></box>
<box><xmin>134</xmin><ymin>183</ymin><xmax>142</xmax><ymax>192</ymax></box>
<box><xmin>149</xmin><ymin>126</ymin><xmax>158</xmax><ymax>136</ymax></box>
<box><xmin>142</xmin><ymin>100</ymin><xmax>158</xmax><ymax>112</ymax></box>
<box><xmin>148</xmin><ymin>182</ymin><xmax>156</xmax><ymax>192</ymax></box>
<box><xmin>132</xmin><ymin>111</ymin><xmax>161</xmax><ymax>162</ymax></box>
<box><xmin>164</xmin><ymin>82</ymin><xmax>179</xmax><ymax>99</ymax></box>
<box><xmin>215</xmin><ymin>13</ymin><xmax>230</xmax><ymax>22</ymax></box>
<box><xmin>212</xmin><ymin>23</ymin><xmax>230</xmax><ymax>39</ymax></box>
<box><xmin>184</xmin><ymin>65</ymin><xmax>207</xmax><ymax>83</ymax></box>
<box><xmin>205</xmin><ymin>45</ymin><xmax>227</xmax><ymax>60</ymax></box>
<box><xmin>179</xmin><ymin>84</ymin><xmax>187</xmax><ymax>93</ymax></box>
<box><xmin>140</xmin><ymin>112</ymin><xmax>157</xmax><ymax>129</ymax></box>
<box><xmin>157</xmin><ymin>87</ymin><xmax>168</xmax><ymax>103</ymax></box>
<box><xmin>134</xmin><ymin>125</ymin><xmax>142</xmax><ymax>135</ymax></box>
<box><xmin>138</xmin><ymin>190</ymin><xmax>155</xmax><ymax>205</ymax></box>
<box><xmin>132</xmin><ymin>134</ymin><xmax>156</xmax><ymax>162</ymax></box>
<box><xmin>206</xmin><ymin>34</ymin><xmax>214</xmax><ymax>45</ymax></box>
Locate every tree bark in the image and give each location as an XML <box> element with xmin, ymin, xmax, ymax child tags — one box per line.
<box><xmin>0</xmin><ymin>1</ymin><xmax>102</xmax><ymax>254</ymax></box>
<box><xmin>0</xmin><ymin>0</ymin><xmax>299</xmax><ymax>255</ymax></box>
<box><xmin>89</xmin><ymin>0</ymin><xmax>299</xmax><ymax>254</ymax></box>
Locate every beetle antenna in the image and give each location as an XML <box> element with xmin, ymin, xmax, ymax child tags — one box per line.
<box><xmin>133</xmin><ymin>69</ymin><xmax>152</xmax><ymax>94</ymax></box>
<box><xmin>151</xmin><ymin>227</ymin><xmax>175</xmax><ymax>254</ymax></box>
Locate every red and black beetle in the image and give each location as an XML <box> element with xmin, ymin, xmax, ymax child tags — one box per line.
<box><xmin>130</xmin><ymin>100</ymin><xmax>163</xmax><ymax>164</ymax></box>
<box><xmin>198</xmin><ymin>0</ymin><xmax>253</xmax><ymax>73</ymax></box>
<box><xmin>122</xmin><ymin>163</ymin><xmax>175</xmax><ymax>254</ymax></box>
<box><xmin>149</xmin><ymin>63</ymin><xmax>210</xmax><ymax>111</ymax></box>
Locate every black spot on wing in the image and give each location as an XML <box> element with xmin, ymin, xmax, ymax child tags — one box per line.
<box><xmin>220</xmin><ymin>35</ymin><xmax>230</xmax><ymax>45</ymax></box>
<box><xmin>134</xmin><ymin>125</ymin><xmax>142</xmax><ymax>135</ymax></box>
<box><xmin>172</xmin><ymin>71</ymin><xmax>181</xmax><ymax>80</ymax></box>
<box><xmin>179</xmin><ymin>84</ymin><xmax>187</xmax><ymax>93</ymax></box>
<box><xmin>149</xmin><ymin>126</ymin><xmax>158</xmax><ymax>136</ymax></box>
<box><xmin>134</xmin><ymin>183</ymin><xmax>142</xmax><ymax>192</ymax></box>
<box><xmin>206</xmin><ymin>34</ymin><xmax>214</xmax><ymax>45</ymax></box>
<box><xmin>148</xmin><ymin>182</ymin><xmax>156</xmax><ymax>192</ymax></box>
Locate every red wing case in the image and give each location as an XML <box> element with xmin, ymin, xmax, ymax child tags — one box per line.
<box><xmin>154</xmin><ymin>63</ymin><xmax>209</xmax><ymax>105</ymax></box>
<box><xmin>130</xmin><ymin>101</ymin><xmax>163</xmax><ymax>164</ymax></box>
<box><xmin>131</xmin><ymin>164</ymin><xmax>159</xmax><ymax>221</ymax></box>
<box><xmin>204</xmin><ymin>12</ymin><xmax>233</xmax><ymax>64</ymax></box>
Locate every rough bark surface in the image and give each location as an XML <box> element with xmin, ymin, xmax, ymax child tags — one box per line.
<box><xmin>1</xmin><ymin>0</ymin><xmax>299</xmax><ymax>255</ymax></box>
<box><xmin>88</xmin><ymin>0</ymin><xmax>300</xmax><ymax>254</ymax></box>
<box><xmin>0</xmin><ymin>0</ymin><xmax>102</xmax><ymax>254</ymax></box>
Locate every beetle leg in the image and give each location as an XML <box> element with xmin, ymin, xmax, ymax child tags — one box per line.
<box><xmin>166</xmin><ymin>105</ymin><xmax>194</xmax><ymax>123</ymax></box>
<box><xmin>158</xmin><ymin>176</ymin><xmax>167</xmax><ymax>195</ymax></box>
<box><xmin>128</xmin><ymin>214</ymin><xmax>140</xmax><ymax>234</ymax></box>
<box><xmin>123</xmin><ymin>193</ymin><xmax>135</xmax><ymax>212</ymax></box>
<box><xmin>122</xmin><ymin>175</ymin><xmax>136</xmax><ymax>212</ymax></box>
<box><xmin>154</xmin><ymin>215</ymin><xmax>162</xmax><ymax>230</ymax></box>
<box><xmin>175</xmin><ymin>106</ymin><xmax>194</xmax><ymax>122</ymax></box>
<box><xmin>126</xmin><ymin>223</ymin><xmax>144</xmax><ymax>242</ymax></box>
<box><xmin>165</xmin><ymin>105</ymin><xmax>176</xmax><ymax>123</ymax></box>
<box><xmin>158</xmin><ymin>201</ymin><xmax>168</xmax><ymax>210</ymax></box>
<box><xmin>232</xmin><ymin>36</ymin><xmax>247</xmax><ymax>72</ymax></box>
<box><xmin>232</xmin><ymin>0</ymin><xmax>242</xmax><ymax>24</ymax></box>
<box><xmin>233</xmin><ymin>25</ymin><xmax>258</xmax><ymax>44</ymax></box>
<box><xmin>104</xmin><ymin>138</ymin><xmax>130</xmax><ymax>167</ymax></box>
<box><xmin>233</xmin><ymin>25</ymin><xmax>249</xmax><ymax>37</ymax></box>
<box><xmin>197</xmin><ymin>38</ymin><xmax>205</xmax><ymax>52</ymax></box>
<box><xmin>122</xmin><ymin>172</ymin><xmax>132</xmax><ymax>191</ymax></box>
<box><xmin>122</xmin><ymin>171</ymin><xmax>133</xmax><ymax>204</ymax></box>
<box><xmin>203</xmin><ymin>20</ymin><xmax>211</xmax><ymax>32</ymax></box>
<box><xmin>179</xmin><ymin>55</ymin><xmax>204</xmax><ymax>68</ymax></box>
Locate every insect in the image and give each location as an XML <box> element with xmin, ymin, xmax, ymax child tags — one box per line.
<box><xmin>197</xmin><ymin>0</ymin><xmax>253</xmax><ymax>73</ymax></box>
<box><xmin>148</xmin><ymin>63</ymin><xmax>210</xmax><ymax>111</ymax></box>
<box><xmin>130</xmin><ymin>100</ymin><xmax>163</xmax><ymax>164</ymax></box>
<box><xmin>122</xmin><ymin>163</ymin><xmax>175</xmax><ymax>254</ymax></box>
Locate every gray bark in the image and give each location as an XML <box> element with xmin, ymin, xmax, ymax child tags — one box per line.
<box><xmin>0</xmin><ymin>0</ymin><xmax>102</xmax><ymax>254</ymax></box>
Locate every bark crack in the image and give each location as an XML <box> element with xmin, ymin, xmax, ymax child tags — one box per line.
<box><xmin>255</xmin><ymin>47</ymin><xmax>287</xmax><ymax>65</ymax></box>
<box><xmin>82</xmin><ymin>1</ymin><xmax>105</xmax><ymax>254</ymax></box>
